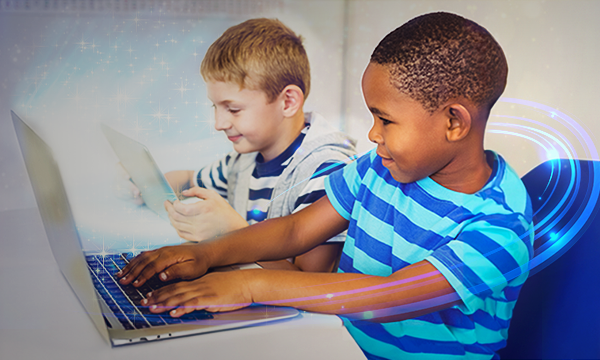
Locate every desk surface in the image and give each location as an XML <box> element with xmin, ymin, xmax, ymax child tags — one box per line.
<box><xmin>0</xmin><ymin>207</ymin><xmax>366</xmax><ymax>360</ymax></box>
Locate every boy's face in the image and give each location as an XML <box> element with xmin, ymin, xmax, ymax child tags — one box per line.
<box><xmin>362</xmin><ymin>63</ymin><xmax>453</xmax><ymax>184</ymax></box>
<box><xmin>206</xmin><ymin>80</ymin><xmax>287</xmax><ymax>161</ymax></box>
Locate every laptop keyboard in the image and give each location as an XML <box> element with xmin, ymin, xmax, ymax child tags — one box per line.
<box><xmin>86</xmin><ymin>253</ymin><xmax>213</xmax><ymax>330</ymax></box>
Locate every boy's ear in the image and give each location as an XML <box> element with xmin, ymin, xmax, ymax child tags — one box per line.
<box><xmin>280</xmin><ymin>85</ymin><xmax>304</xmax><ymax>117</ymax></box>
<box><xmin>444</xmin><ymin>103</ymin><xmax>472</xmax><ymax>142</ymax></box>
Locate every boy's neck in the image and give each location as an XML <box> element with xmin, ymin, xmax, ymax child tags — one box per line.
<box><xmin>260</xmin><ymin>109</ymin><xmax>306</xmax><ymax>162</ymax></box>
<box><xmin>430</xmin><ymin>148</ymin><xmax>493</xmax><ymax>194</ymax></box>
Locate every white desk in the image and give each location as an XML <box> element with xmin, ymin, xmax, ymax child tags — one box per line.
<box><xmin>0</xmin><ymin>207</ymin><xmax>366</xmax><ymax>360</ymax></box>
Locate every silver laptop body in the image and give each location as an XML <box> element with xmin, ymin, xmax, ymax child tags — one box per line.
<box><xmin>10</xmin><ymin>110</ymin><xmax>299</xmax><ymax>346</ymax></box>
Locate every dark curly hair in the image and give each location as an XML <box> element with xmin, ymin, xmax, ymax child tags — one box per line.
<box><xmin>370</xmin><ymin>12</ymin><xmax>508</xmax><ymax>113</ymax></box>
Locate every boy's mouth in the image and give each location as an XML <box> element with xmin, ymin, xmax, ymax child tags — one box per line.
<box><xmin>227</xmin><ymin>135</ymin><xmax>242</xmax><ymax>142</ymax></box>
<box><xmin>380</xmin><ymin>157</ymin><xmax>394</xmax><ymax>167</ymax></box>
<box><xmin>376</xmin><ymin>151</ymin><xmax>394</xmax><ymax>165</ymax></box>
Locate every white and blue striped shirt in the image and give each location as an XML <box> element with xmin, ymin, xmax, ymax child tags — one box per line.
<box><xmin>195</xmin><ymin>126</ymin><xmax>343</xmax><ymax>229</ymax></box>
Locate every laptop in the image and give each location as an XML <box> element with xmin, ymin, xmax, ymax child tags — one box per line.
<box><xmin>100</xmin><ymin>123</ymin><xmax>199</xmax><ymax>221</ymax></box>
<box><xmin>10</xmin><ymin>110</ymin><xmax>299</xmax><ymax>346</ymax></box>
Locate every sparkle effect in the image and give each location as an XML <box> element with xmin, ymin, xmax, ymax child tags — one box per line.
<box><xmin>5</xmin><ymin>8</ymin><xmax>599</xmax><ymax>321</ymax></box>
<box><xmin>5</xmin><ymin>11</ymin><xmax>241</xmax><ymax>255</ymax></box>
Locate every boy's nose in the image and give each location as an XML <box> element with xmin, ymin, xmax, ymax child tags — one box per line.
<box><xmin>213</xmin><ymin>111</ymin><xmax>232</xmax><ymax>131</ymax></box>
<box><xmin>368</xmin><ymin>124</ymin><xmax>383</xmax><ymax>144</ymax></box>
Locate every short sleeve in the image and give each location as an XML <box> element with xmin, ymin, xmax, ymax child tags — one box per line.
<box><xmin>293</xmin><ymin>159</ymin><xmax>351</xmax><ymax>211</ymax></box>
<box><xmin>426</xmin><ymin>213</ymin><xmax>534</xmax><ymax>313</ymax></box>
<box><xmin>324</xmin><ymin>151</ymin><xmax>372</xmax><ymax>220</ymax></box>
<box><xmin>195</xmin><ymin>152</ymin><xmax>234</xmax><ymax>199</ymax></box>
<box><xmin>286</xmin><ymin>160</ymin><xmax>347</xmax><ymax>242</ymax></box>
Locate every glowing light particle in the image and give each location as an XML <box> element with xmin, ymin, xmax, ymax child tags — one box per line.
<box><xmin>326</xmin><ymin>294</ymin><xmax>334</xmax><ymax>299</ymax></box>
<box><xmin>363</xmin><ymin>311</ymin><xmax>374</xmax><ymax>320</ymax></box>
<box><xmin>174</xmin><ymin>80</ymin><xmax>190</xmax><ymax>98</ymax></box>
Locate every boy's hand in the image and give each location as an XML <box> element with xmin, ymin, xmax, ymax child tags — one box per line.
<box><xmin>117</xmin><ymin>245</ymin><xmax>210</xmax><ymax>287</ymax></box>
<box><xmin>113</xmin><ymin>162</ymin><xmax>145</xmax><ymax>205</ymax></box>
<box><xmin>141</xmin><ymin>270</ymin><xmax>255</xmax><ymax>316</ymax></box>
<box><xmin>165</xmin><ymin>187</ymin><xmax>248</xmax><ymax>242</ymax></box>
<box><xmin>128</xmin><ymin>181</ymin><xmax>144</xmax><ymax>205</ymax></box>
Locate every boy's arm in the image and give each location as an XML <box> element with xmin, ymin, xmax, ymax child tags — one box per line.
<box><xmin>119</xmin><ymin>196</ymin><xmax>348</xmax><ymax>285</ymax></box>
<box><xmin>149</xmin><ymin>258</ymin><xmax>460</xmax><ymax>322</ymax></box>
<box><xmin>118</xmin><ymin>196</ymin><xmax>462</xmax><ymax>322</ymax></box>
<box><xmin>259</xmin><ymin>243</ymin><xmax>343</xmax><ymax>272</ymax></box>
<box><xmin>292</xmin><ymin>243</ymin><xmax>343</xmax><ymax>272</ymax></box>
<box><xmin>288</xmin><ymin>159</ymin><xmax>349</xmax><ymax>272</ymax></box>
<box><xmin>164</xmin><ymin>170</ymin><xmax>195</xmax><ymax>195</ymax></box>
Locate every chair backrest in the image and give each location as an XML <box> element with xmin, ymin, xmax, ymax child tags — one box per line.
<box><xmin>498</xmin><ymin>159</ymin><xmax>600</xmax><ymax>359</ymax></box>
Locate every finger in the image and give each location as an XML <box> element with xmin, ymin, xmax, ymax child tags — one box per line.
<box><xmin>181</xmin><ymin>186</ymin><xmax>213</xmax><ymax>200</ymax></box>
<box><xmin>176</xmin><ymin>229</ymin><xmax>200</xmax><ymax>242</ymax></box>
<box><xmin>119</xmin><ymin>250</ymin><xmax>177</xmax><ymax>287</ymax></box>
<box><xmin>171</xmin><ymin>297</ymin><xmax>215</xmax><ymax>317</ymax></box>
<box><xmin>117</xmin><ymin>250</ymin><xmax>154</xmax><ymax>277</ymax></box>
<box><xmin>129</xmin><ymin>180</ymin><xmax>140</xmax><ymax>197</ymax></box>
<box><xmin>126</xmin><ymin>180</ymin><xmax>145</xmax><ymax>205</ymax></box>
<box><xmin>172</xmin><ymin>200</ymin><xmax>206</xmax><ymax>217</ymax></box>
<box><xmin>172</xmin><ymin>219</ymin><xmax>197</xmax><ymax>236</ymax></box>
<box><xmin>169</xmin><ymin>202</ymin><xmax>194</xmax><ymax>219</ymax></box>
<box><xmin>167</xmin><ymin>200</ymin><xmax>199</xmax><ymax>219</ymax></box>
<box><xmin>162</xmin><ymin>261</ymin><xmax>205</xmax><ymax>280</ymax></box>
<box><xmin>167</xmin><ymin>209</ymin><xmax>202</xmax><ymax>235</ymax></box>
<box><xmin>169</xmin><ymin>301</ymin><xmax>202</xmax><ymax>317</ymax></box>
<box><xmin>147</xmin><ymin>286</ymin><xmax>199</xmax><ymax>310</ymax></box>
<box><xmin>132</xmin><ymin>252</ymin><xmax>181</xmax><ymax>287</ymax></box>
<box><xmin>164</xmin><ymin>200</ymin><xmax>175</xmax><ymax>213</ymax></box>
<box><xmin>117</xmin><ymin>250</ymin><xmax>157</xmax><ymax>283</ymax></box>
<box><xmin>167</xmin><ymin>203</ymin><xmax>194</xmax><ymax>228</ymax></box>
<box><xmin>141</xmin><ymin>283</ymin><xmax>181</xmax><ymax>310</ymax></box>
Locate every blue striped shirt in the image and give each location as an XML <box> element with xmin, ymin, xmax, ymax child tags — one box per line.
<box><xmin>324</xmin><ymin>150</ymin><xmax>533</xmax><ymax>359</ymax></box>
<box><xmin>195</xmin><ymin>126</ymin><xmax>341</xmax><ymax>228</ymax></box>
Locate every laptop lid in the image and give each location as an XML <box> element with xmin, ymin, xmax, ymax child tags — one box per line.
<box><xmin>10</xmin><ymin>110</ymin><xmax>111</xmax><ymax>343</ymax></box>
<box><xmin>11</xmin><ymin>111</ymin><xmax>298</xmax><ymax>346</ymax></box>
<box><xmin>100</xmin><ymin>123</ymin><xmax>179</xmax><ymax>220</ymax></box>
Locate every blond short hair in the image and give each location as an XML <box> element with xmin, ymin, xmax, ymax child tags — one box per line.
<box><xmin>200</xmin><ymin>18</ymin><xmax>310</xmax><ymax>102</ymax></box>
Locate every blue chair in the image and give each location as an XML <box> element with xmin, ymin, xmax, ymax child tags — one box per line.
<box><xmin>498</xmin><ymin>159</ymin><xmax>600</xmax><ymax>359</ymax></box>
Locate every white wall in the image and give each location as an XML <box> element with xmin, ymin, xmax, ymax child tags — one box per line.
<box><xmin>0</xmin><ymin>0</ymin><xmax>347</xmax><ymax>213</ymax></box>
<box><xmin>2</xmin><ymin>0</ymin><xmax>599</xmax><ymax>214</ymax></box>
<box><xmin>342</xmin><ymin>0</ymin><xmax>600</xmax><ymax>176</ymax></box>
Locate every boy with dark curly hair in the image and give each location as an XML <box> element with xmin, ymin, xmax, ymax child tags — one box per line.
<box><xmin>119</xmin><ymin>12</ymin><xmax>533</xmax><ymax>359</ymax></box>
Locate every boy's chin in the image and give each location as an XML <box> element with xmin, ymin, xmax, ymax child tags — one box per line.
<box><xmin>388</xmin><ymin>169</ymin><xmax>421</xmax><ymax>184</ymax></box>
<box><xmin>231</xmin><ymin>142</ymin><xmax>252</xmax><ymax>153</ymax></box>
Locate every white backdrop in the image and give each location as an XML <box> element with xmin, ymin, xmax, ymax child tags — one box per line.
<box><xmin>342</xmin><ymin>0</ymin><xmax>600</xmax><ymax>177</ymax></box>
<box><xmin>0</xmin><ymin>0</ymin><xmax>347</xmax><ymax>217</ymax></box>
<box><xmin>2</xmin><ymin>0</ymin><xmax>599</xmax><ymax>212</ymax></box>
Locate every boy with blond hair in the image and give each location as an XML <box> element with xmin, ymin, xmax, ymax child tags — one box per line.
<box><xmin>120</xmin><ymin>12</ymin><xmax>533</xmax><ymax>359</ymax></box>
<box><xmin>154</xmin><ymin>18</ymin><xmax>356</xmax><ymax>272</ymax></box>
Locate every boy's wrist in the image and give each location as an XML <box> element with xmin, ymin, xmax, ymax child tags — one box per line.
<box><xmin>240</xmin><ymin>269</ymin><xmax>264</xmax><ymax>304</ymax></box>
<box><xmin>191</xmin><ymin>241</ymin><xmax>217</xmax><ymax>274</ymax></box>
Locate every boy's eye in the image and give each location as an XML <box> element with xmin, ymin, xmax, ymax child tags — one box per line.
<box><xmin>379</xmin><ymin>117</ymin><xmax>392</xmax><ymax>125</ymax></box>
<box><xmin>228</xmin><ymin>108</ymin><xmax>241</xmax><ymax>114</ymax></box>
